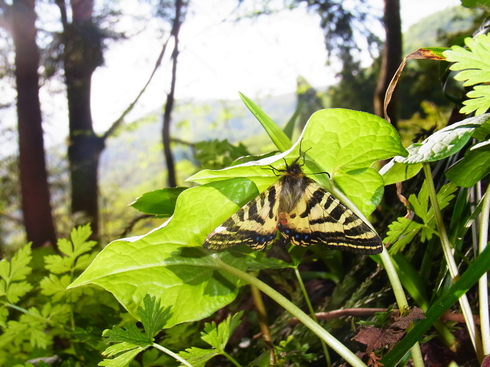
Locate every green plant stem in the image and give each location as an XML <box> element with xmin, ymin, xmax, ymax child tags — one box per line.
<box><xmin>379</xmin><ymin>248</ymin><xmax>424</xmax><ymax>367</ymax></box>
<box><xmin>293</xmin><ymin>267</ymin><xmax>332</xmax><ymax>367</ymax></box>
<box><xmin>250</xmin><ymin>283</ymin><xmax>277</xmax><ymax>364</ymax></box>
<box><xmin>422</xmin><ymin>163</ymin><xmax>483</xmax><ymax>361</ymax></box>
<box><xmin>211</xmin><ymin>254</ymin><xmax>368</xmax><ymax>367</ymax></box>
<box><xmin>478</xmin><ymin>184</ymin><xmax>490</xmax><ymax>355</ymax></box>
<box><xmin>152</xmin><ymin>343</ymin><xmax>194</xmax><ymax>367</ymax></box>
<box><xmin>222</xmin><ymin>351</ymin><xmax>243</xmax><ymax>367</ymax></box>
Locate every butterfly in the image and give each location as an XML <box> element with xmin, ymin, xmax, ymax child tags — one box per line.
<box><xmin>203</xmin><ymin>155</ymin><xmax>383</xmax><ymax>254</ymax></box>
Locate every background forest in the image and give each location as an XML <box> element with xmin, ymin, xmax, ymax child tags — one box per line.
<box><xmin>1</xmin><ymin>0</ymin><xmax>490</xmax><ymax>366</ymax></box>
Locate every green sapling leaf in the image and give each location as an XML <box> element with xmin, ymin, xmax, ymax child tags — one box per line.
<box><xmin>137</xmin><ymin>295</ymin><xmax>171</xmax><ymax>338</ymax></box>
<box><xmin>0</xmin><ymin>244</ymin><xmax>32</xmax><ymax>282</ymax></box>
<box><xmin>200</xmin><ymin>311</ymin><xmax>243</xmax><ymax>352</ymax></box>
<box><xmin>178</xmin><ymin>347</ymin><xmax>219</xmax><ymax>367</ymax></box>
<box><xmin>103</xmin><ymin>322</ymin><xmax>151</xmax><ymax>347</ymax></box>
<box><xmin>0</xmin><ymin>244</ymin><xmax>33</xmax><ymax>303</ymax></box>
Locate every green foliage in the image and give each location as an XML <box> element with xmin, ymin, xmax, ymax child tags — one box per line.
<box><xmin>194</xmin><ymin>140</ymin><xmax>251</xmax><ymax>170</ymax></box>
<box><xmin>178</xmin><ymin>312</ymin><xmax>244</xmax><ymax>366</ymax></box>
<box><xmin>385</xmin><ymin>182</ymin><xmax>458</xmax><ymax>253</ymax></box>
<box><xmin>445</xmin><ymin>34</ymin><xmax>490</xmax><ymax>115</ymax></box>
<box><xmin>69</xmin><ymin>108</ymin><xmax>406</xmax><ymax>336</ymax></box>
<box><xmin>99</xmin><ymin>295</ymin><xmax>173</xmax><ymax>367</ymax></box>
<box><xmin>4</xmin><ymin>16</ymin><xmax>490</xmax><ymax>367</ymax></box>
<box><xmin>0</xmin><ymin>225</ymin><xmax>119</xmax><ymax>366</ymax></box>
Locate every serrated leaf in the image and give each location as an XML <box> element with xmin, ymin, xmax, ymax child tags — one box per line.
<box><xmin>57</xmin><ymin>224</ymin><xmax>97</xmax><ymax>260</ymax></box>
<box><xmin>74</xmin><ymin>252</ymin><xmax>98</xmax><ymax>271</ymax></box>
<box><xmin>70</xmin><ymin>224</ymin><xmax>96</xmax><ymax>251</ymax></box>
<box><xmin>137</xmin><ymin>295</ymin><xmax>171</xmax><ymax>338</ymax></box>
<box><xmin>0</xmin><ymin>244</ymin><xmax>32</xmax><ymax>282</ymax></box>
<box><xmin>44</xmin><ymin>253</ymin><xmax>71</xmax><ymax>274</ymax></box>
<box><xmin>461</xmin><ymin>85</ymin><xmax>490</xmax><ymax>115</ymax></box>
<box><xmin>445</xmin><ymin>34</ymin><xmax>490</xmax><ymax>86</ymax></box>
<box><xmin>178</xmin><ymin>347</ymin><xmax>218</xmax><ymax>367</ymax></box>
<box><xmin>40</xmin><ymin>274</ymin><xmax>72</xmax><ymax>302</ymax></box>
<box><xmin>385</xmin><ymin>217</ymin><xmax>424</xmax><ymax>254</ymax></box>
<box><xmin>444</xmin><ymin>34</ymin><xmax>490</xmax><ymax>115</ymax></box>
<box><xmin>99</xmin><ymin>345</ymin><xmax>144</xmax><ymax>367</ymax></box>
<box><xmin>395</xmin><ymin>114</ymin><xmax>490</xmax><ymax>164</ymax></box>
<box><xmin>103</xmin><ymin>323</ymin><xmax>151</xmax><ymax>347</ymax></box>
<box><xmin>6</xmin><ymin>281</ymin><xmax>33</xmax><ymax>303</ymax></box>
<box><xmin>201</xmin><ymin>311</ymin><xmax>243</xmax><ymax>352</ymax></box>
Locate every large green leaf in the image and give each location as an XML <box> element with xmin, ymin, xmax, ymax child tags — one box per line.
<box><xmin>189</xmin><ymin>108</ymin><xmax>406</xmax><ymax>215</ymax></box>
<box><xmin>69</xmin><ymin>179</ymin><xmax>260</xmax><ymax>327</ymax></box>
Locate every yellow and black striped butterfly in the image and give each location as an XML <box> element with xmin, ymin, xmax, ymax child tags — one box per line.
<box><xmin>203</xmin><ymin>156</ymin><xmax>382</xmax><ymax>254</ymax></box>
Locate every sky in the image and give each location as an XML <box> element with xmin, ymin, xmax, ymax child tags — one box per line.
<box><xmin>0</xmin><ymin>0</ymin><xmax>457</xmax><ymax>147</ymax></box>
<box><xmin>86</xmin><ymin>0</ymin><xmax>462</xmax><ymax>136</ymax></box>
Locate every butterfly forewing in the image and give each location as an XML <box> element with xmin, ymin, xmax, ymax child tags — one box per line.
<box><xmin>203</xmin><ymin>160</ymin><xmax>383</xmax><ymax>254</ymax></box>
<box><xmin>203</xmin><ymin>184</ymin><xmax>280</xmax><ymax>250</ymax></box>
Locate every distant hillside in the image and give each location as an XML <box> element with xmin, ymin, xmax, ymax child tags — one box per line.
<box><xmin>404</xmin><ymin>6</ymin><xmax>482</xmax><ymax>54</ymax></box>
<box><xmin>99</xmin><ymin>93</ymin><xmax>297</xmax><ymax>203</ymax></box>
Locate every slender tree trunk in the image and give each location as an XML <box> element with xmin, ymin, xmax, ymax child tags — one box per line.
<box><xmin>56</xmin><ymin>0</ymin><xmax>104</xmax><ymax>238</ymax></box>
<box><xmin>162</xmin><ymin>0</ymin><xmax>184</xmax><ymax>188</ymax></box>
<box><xmin>374</xmin><ymin>0</ymin><xmax>402</xmax><ymax>127</ymax></box>
<box><xmin>12</xmin><ymin>0</ymin><xmax>57</xmax><ymax>247</ymax></box>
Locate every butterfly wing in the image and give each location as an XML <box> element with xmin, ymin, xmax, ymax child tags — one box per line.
<box><xmin>278</xmin><ymin>178</ymin><xmax>383</xmax><ymax>254</ymax></box>
<box><xmin>203</xmin><ymin>182</ymin><xmax>280</xmax><ymax>250</ymax></box>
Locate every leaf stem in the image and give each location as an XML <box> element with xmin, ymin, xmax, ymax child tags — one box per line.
<box><xmin>422</xmin><ymin>162</ymin><xmax>483</xmax><ymax>361</ymax></box>
<box><xmin>222</xmin><ymin>351</ymin><xmax>243</xmax><ymax>367</ymax></box>
<box><xmin>152</xmin><ymin>343</ymin><xmax>194</xmax><ymax>367</ymax></box>
<box><xmin>379</xmin><ymin>248</ymin><xmax>424</xmax><ymax>367</ymax></box>
<box><xmin>293</xmin><ymin>267</ymin><xmax>332</xmax><ymax>367</ymax></box>
<box><xmin>211</xmin><ymin>254</ymin><xmax>367</xmax><ymax>367</ymax></box>
<box><xmin>478</xmin><ymin>183</ymin><xmax>490</xmax><ymax>355</ymax></box>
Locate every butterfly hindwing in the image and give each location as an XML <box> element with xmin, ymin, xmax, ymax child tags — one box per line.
<box><xmin>278</xmin><ymin>178</ymin><xmax>382</xmax><ymax>254</ymax></box>
<box><xmin>203</xmin><ymin>182</ymin><xmax>281</xmax><ymax>250</ymax></box>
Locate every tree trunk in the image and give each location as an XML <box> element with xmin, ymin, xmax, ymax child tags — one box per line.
<box><xmin>374</xmin><ymin>0</ymin><xmax>402</xmax><ymax>127</ymax></box>
<box><xmin>162</xmin><ymin>0</ymin><xmax>184</xmax><ymax>188</ymax></box>
<box><xmin>56</xmin><ymin>0</ymin><xmax>104</xmax><ymax>238</ymax></box>
<box><xmin>12</xmin><ymin>0</ymin><xmax>57</xmax><ymax>247</ymax></box>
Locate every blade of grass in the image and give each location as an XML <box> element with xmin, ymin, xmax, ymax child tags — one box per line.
<box><xmin>423</xmin><ymin>163</ymin><xmax>483</xmax><ymax>361</ymax></box>
<box><xmin>478</xmin><ymin>183</ymin><xmax>490</xmax><ymax>355</ymax></box>
<box><xmin>239</xmin><ymin>92</ymin><xmax>292</xmax><ymax>152</ymax></box>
